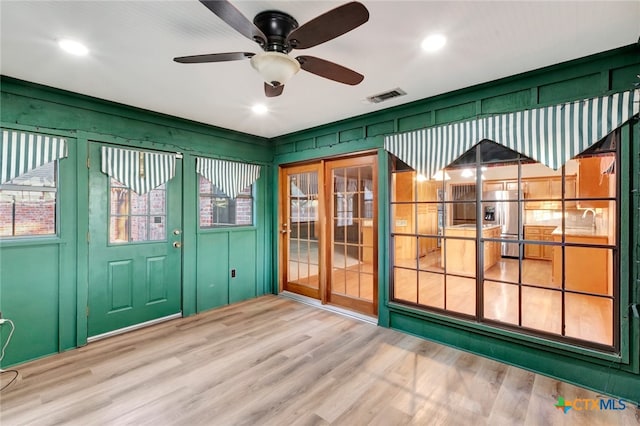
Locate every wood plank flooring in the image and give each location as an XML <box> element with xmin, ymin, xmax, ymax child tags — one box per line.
<box><xmin>1</xmin><ymin>295</ymin><xmax>638</xmax><ymax>425</ymax></box>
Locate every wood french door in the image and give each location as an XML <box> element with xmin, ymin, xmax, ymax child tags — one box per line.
<box><xmin>281</xmin><ymin>163</ymin><xmax>323</xmax><ymax>299</ymax></box>
<box><xmin>280</xmin><ymin>154</ymin><xmax>377</xmax><ymax>316</ymax></box>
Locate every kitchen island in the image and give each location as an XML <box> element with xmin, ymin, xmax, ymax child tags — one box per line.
<box><xmin>441</xmin><ymin>224</ymin><xmax>502</xmax><ymax>276</ymax></box>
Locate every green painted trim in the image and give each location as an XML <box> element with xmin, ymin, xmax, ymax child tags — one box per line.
<box><xmin>272</xmin><ymin>164</ymin><xmax>281</xmax><ymax>295</ymax></box>
<box><xmin>273</xmin><ymin>44</ymin><xmax>639</xmax><ymax>145</ymax></box>
<box><xmin>0</xmin><ymin>76</ymin><xmax>268</xmax><ymax>147</ymax></box>
<box><xmin>376</xmin><ymin>149</ymin><xmax>390</xmax><ymax>327</ymax></box>
<box><xmin>388</xmin><ymin>311</ymin><xmax>640</xmax><ymax>405</ymax></box>
<box><xmin>0</xmin><ymin>238</ymin><xmax>64</xmax><ymax>248</ymax></box>
<box><xmin>0</xmin><ymin>121</ymin><xmax>76</xmax><ymax>138</ymax></box>
<box><xmin>388</xmin><ymin>301</ymin><xmax>625</xmax><ymax>365</ymax></box>
<box><xmin>182</xmin><ymin>153</ymin><xmax>197</xmax><ymax>317</ymax></box>
<box><xmin>58</xmin><ymin>135</ymin><xmax>77</xmax><ymax>352</ymax></box>
<box><xmin>629</xmin><ymin>119</ymin><xmax>640</xmax><ymax>373</ymax></box>
<box><xmin>274</xmin><ymin>137</ymin><xmax>383</xmax><ymax>165</ymax></box>
<box><xmin>75</xmin><ymin>133</ymin><xmax>89</xmax><ymax>347</ymax></box>
<box><xmin>619</xmin><ymin>122</ymin><xmax>632</xmax><ymax>368</ymax></box>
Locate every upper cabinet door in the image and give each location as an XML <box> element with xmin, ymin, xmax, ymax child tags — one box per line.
<box><xmin>577</xmin><ymin>156</ymin><xmax>614</xmax><ymax>208</ymax></box>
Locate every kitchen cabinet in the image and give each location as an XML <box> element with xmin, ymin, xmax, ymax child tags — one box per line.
<box><xmin>484</xmin><ymin>177</ymin><xmax>576</xmax><ymax>210</ymax></box>
<box><xmin>524</xmin><ymin>225</ymin><xmax>555</xmax><ymax>260</ymax></box>
<box><xmin>393</xmin><ymin>173</ymin><xmax>440</xmax><ymax>260</ymax></box>
<box><xmin>577</xmin><ymin>157</ymin><xmax>613</xmax><ymax>208</ymax></box>
<box><xmin>483</xmin><ymin>181</ymin><xmax>505</xmax><ymax>192</ymax></box>
<box><xmin>505</xmin><ymin>181</ymin><xmax>520</xmax><ymax>191</ymax></box>
<box><xmin>483</xmin><ymin>180</ymin><xmax>520</xmax><ymax>193</ymax></box>
<box><xmin>524</xmin><ymin>176</ymin><xmax>576</xmax><ymax>209</ymax></box>
<box><xmin>552</xmin><ymin>231</ymin><xmax>610</xmax><ymax>295</ymax></box>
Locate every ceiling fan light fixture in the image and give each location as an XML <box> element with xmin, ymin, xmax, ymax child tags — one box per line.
<box><xmin>250</xmin><ymin>52</ymin><xmax>300</xmax><ymax>87</ymax></box>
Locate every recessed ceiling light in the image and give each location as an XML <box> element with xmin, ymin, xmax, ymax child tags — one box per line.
<box><xmin>252</xmin><ymin>104</ymin><xmax>268</xmax><ymax>115</ymax></box>
<box><xmin>58</xmin><ymin>39</ymin><xmax>89</xmax><ymax>56</ymax></box>
<box><xmin>421</xmin><ymin>34</ymin><xmax>446</xmax><ymax>53</ymax></box>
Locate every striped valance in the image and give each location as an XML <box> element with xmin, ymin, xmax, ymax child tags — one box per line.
<box><xmin>384</xmin><ymin>89</ymin><xmax>639</xmax><ymax>178</ymax></box>
<box><xmin>196</xmin><ymin>157</ymin><xmax>261</xmax><ymax>199</ymax></box>
<box><xmin>101</xmin><ymin>146</ymin><xmax>176</xmax><ymax>195</ymax></box>
<box><xmin>1</xmin><ymin>129</ymin><xmax>68</xmax><ymax>184</ymax></box>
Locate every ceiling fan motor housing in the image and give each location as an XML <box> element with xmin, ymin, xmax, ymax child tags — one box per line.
<box><xmin>253</xmin><ymin>11</ymin><xmax>299</xmax><ymax>53</ymax></box>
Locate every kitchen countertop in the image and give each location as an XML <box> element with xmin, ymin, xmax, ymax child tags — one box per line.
<box><xmin>445</xmin><ymin>224</ymin><xmax>501</xmax><ymax>230</ymax></box>
<box><xmin>550</xmin><ymin>226</ymin><xmax>608</xmax><ymax>237</ymax></box>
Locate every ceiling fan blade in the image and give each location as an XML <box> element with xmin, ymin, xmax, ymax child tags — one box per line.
<box><xmin>297</xmin><ymin>56</ymin><xmax>364</xmax><ymax>85</ymax></box>
<box><xmin>199</xmin><ymin>0</ymin><xmax>267</xmax><ymax>46</ymax></box>
<box><xmin>287</xmin><ymin>2</ymin><xmax>369</xmax><ymax>49</ymax></box>
<box><xmin>173</xmin><ymin>52</ymin><xmax>254</xmax><ymax>64</ymax></box>
<box><xmin>265</xmin><ymin>83</ymin><xmax>284</xmax><ymax>97</ymax></box>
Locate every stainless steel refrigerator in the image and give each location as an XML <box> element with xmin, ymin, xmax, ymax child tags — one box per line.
<box><xmin>482</xmin><ymin>190</ymin><xmax>520</xmax><ymax>257</ymax></box>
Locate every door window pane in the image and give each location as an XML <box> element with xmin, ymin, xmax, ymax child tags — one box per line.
<box><xmin>109</xmin><ymin>178</ymin><xmax>166</xmax><ymax>244</ymax></box>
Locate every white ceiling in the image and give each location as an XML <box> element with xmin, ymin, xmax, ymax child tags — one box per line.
<box><xmin>1</xmin><ymin>1</ymin><xmax>638</xmax><ymax>139</ymax></box>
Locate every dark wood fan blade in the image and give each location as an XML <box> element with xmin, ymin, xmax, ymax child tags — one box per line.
<box><xmin>296</xmin><ymin>56</ymin><xmax>364</xmax><ymax>85</ymax></box>
<box><xmin>199</xmin><ymin>0</ymin><xmax>267</xmax><ymax>46</ymax></box>
<box><xmin>287</xmin><ymin>2</ymin><xmax>369</xmax><ymax>49</ymax></box>
<box><xmin>173</xmin><ymin>52</ymin><xmax>254</xmax><ymax>64</ymax></box>
<box><xmin>265</xmin><ymin>82</ymin><xmax>284</xmax><ymax>97</ymax></box>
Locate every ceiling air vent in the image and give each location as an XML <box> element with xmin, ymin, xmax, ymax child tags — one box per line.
<box><xmin>365</xmin><ymin>88</ymin><xmax>406</xmax><ymax>104</ymax></box>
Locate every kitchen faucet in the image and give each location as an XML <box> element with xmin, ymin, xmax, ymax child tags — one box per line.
<box><xmin>581</xmin><ymin>208</ymin><xmax>597</xmax><ymax>229</ymax></box>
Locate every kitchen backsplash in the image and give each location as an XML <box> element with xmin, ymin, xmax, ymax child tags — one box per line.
<box><xmin>525</xmin><ymin>208</ymin><xmax>609</xmax><ymax>229</ymax></box>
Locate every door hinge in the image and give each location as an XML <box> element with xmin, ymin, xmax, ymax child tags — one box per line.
<box><xmin>87</xmin><ymin>232</ymin><xmax>90</xmax><ymax>242</ymax></box>
<box><xmin>86</xmin><ymin>306</ymin><xmax>90</xmax><ymax>317</ymax></box>
<box><xmin>87</xmin><ymin>156</ymin><xmax>90</xmax><ymax>168</ymax></box>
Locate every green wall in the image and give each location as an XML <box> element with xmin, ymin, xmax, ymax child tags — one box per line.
<box><xmin>0</xmin><ymin>77</ymin><xmax>274</xmax><ymax>366</ymax></box>
<box><xmin>271</xmin><ymin>44</ymin><xmax>640</xmax><ymax>404</ymax></box>
<box><xmin>1</xmin><ymin>43</ymin><xmax>639</xmax><ymax>404</ymax></box>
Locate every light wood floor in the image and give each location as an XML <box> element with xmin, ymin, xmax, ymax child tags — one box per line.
<box><xmin>1</xmin><ymin>296</ymin><xmax>637</xmax><ymax>425</ymax></box>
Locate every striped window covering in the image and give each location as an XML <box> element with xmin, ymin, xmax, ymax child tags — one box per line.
<box><xmin>101</xmin><ymin>146</ymin><xmax>176</xmax><ymax>195</ymax></box>
<box><xmin>1</xmin><ymin>129</ymin><xmax>68</xmax><ymax>184</ymax></box>
<box><xmin>196</xmin><ymin>157</ymin><xmax>261</xmax><ymax>199</ymax></box>
<box><xmin>384</xmin><ymin>89</ymin><xmax>639</xmax><ymax>177</ymax></box>
<box><xmin>384</xmin><ymin>118</ymin><xmax>485</xmax><ymax>179</ymax></box>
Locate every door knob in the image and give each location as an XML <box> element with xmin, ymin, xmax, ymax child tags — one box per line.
<box><xmin>173</xmin><ymin>241</ymin><xmax>182</xmax><ymax>248</ymax></box>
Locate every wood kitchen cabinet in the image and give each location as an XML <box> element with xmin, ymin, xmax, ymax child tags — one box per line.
<box><xmin>577</xmin><ymin>156</ymin><xmax>613</xmax><ymax>208</ymax></box>
<box><xmin>524</xmin><ymin>225</ymin><xmax>555</xmax><ymax>260</ymax></box>
<box><xmin>552</xmin><ymin>233</ymin><xmax>610</xmax><ymax>295</ymax></box>
<box><xmin>393</xmin><ymin>173</ymin><xmax>440</xmax><ymax>260</ymax></box>
<box><xmin>483</xmin><ymin>181</ymin><xmax>505</xmax><ymax>192</ymax></box>
<box><xmin>483</xmin><ymin>180</ymin><xmax>521</xmax><ymax>193</ymax></box>
<box><xmin>523</xmin><ymin>176</ymin><xmax>576</xmax><ymax>209</ymax></box>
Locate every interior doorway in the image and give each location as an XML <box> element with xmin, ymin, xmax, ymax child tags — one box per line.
<box><xmin>279</xmin><ymin>154</ymin><xmax>377</xmax><ymax>316</ymax></box>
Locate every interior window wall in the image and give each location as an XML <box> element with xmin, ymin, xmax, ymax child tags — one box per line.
<box><xmin>390</xmin><ymin>133</ymin><xmax>618</xmax><ymax>350</ymax></box>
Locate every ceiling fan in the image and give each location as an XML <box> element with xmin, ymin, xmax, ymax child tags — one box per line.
<box><xmin>174</xmin><ymin>0</ymin><xmax>369</xmax><ymax>97</ymax></box>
